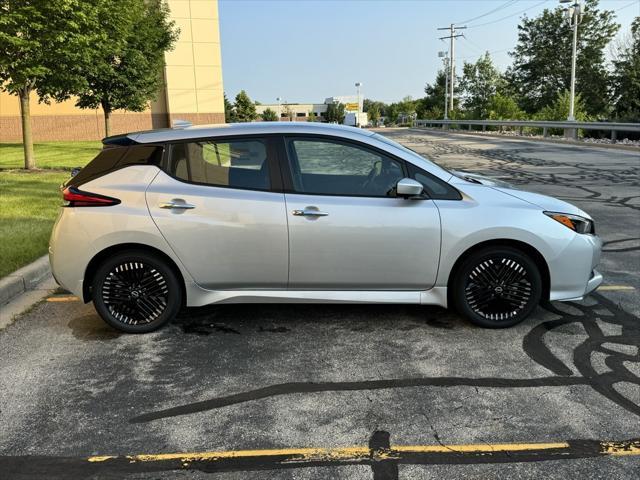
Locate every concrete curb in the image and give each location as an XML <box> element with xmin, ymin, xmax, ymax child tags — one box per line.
<box><xmin>0</xmin><ymin>255</ymin><xmax>51</xmax><ymax>305</ymax></box>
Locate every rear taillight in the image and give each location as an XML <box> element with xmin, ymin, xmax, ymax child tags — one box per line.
<box><xmin>62</xmin><ymin>186</ymin><xmax>120</xmax><ymax>207</ymax></box>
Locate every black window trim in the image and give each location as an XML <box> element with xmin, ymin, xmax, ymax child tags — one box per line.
<box><xmin>278</xmin><ymin>134</ymin><xmax>411</xmax><ymax>199</ymax></box>
<box><xmin>406</xmin><ymin>162</ymin><xmax>462</xmax><ymax>201</ymax></box>
<box><xmin>66</xmin><ymin>143</ymin><xmax>166</xmax><ymax>188</ymax></box>
<box><xmin>162</xmin><ymin>134</ymin><xmax>285</xmax><ymax>193</ymax></box>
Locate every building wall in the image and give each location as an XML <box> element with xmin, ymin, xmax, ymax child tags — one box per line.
<box><xmin>164</xmin><ymin>0</ymin><xmax>225</xmax><ymax>127</ymax></box>
<box><xmin>0</xmin><ymin>0</ymin><xmax>225</xmax><ymax>142</ymax></box>
<box><xmin>255</xmin><ymin>104</ymin><xmax>328</xmax><ymax>122</ymax></box>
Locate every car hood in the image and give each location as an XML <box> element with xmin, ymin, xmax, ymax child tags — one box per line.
<box><xmin>450</xmin><ymin>170</ymin><xmax>514</xmax><ymax>188</ymax></box>
<box><xmin>451</xmin><ymin>170</ymin><xmax>591</xmax><ymax>219</ymax></box>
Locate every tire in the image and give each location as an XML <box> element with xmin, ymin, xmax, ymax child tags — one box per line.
<box><xmin>452</xmin><ymin>246</ymin><xmax>542</xmax><ymax>328</ymax></box>
<box><xmin>92</xmin><ymin>250</ymin><xmax>182</xmax><ymax>333</ymax></box>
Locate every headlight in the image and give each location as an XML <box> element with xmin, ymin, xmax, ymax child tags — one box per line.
<box><xmin>544</xmin><ymin>211</ymin><xmax>595</xmax><ymax>234</ymax></box>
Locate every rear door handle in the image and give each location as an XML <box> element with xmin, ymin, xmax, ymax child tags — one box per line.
<box><xmin>159</xmin><ymin>200</ymin><xmax>195</xmax><ymax>210</ymax></box>
<box><xmin>292</xmin><ymin>208</ymin><xmax>329</xmax><ymax>217</ymax></box>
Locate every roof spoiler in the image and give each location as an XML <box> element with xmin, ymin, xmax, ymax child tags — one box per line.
<box><xmin>102</xmin><ymin>134</ymin><xmax>139</xmax><ymax>147</ymax></box>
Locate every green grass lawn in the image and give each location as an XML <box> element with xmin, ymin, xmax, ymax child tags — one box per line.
<box><xmin>0</xmin><ymin>141</ymin><xmax>101</xmax><ymax>170</ymax></box>
<box><xmin>1</xmin><ymin>141</ymin><xmax>102</xmax><ymax>277</ymax></box>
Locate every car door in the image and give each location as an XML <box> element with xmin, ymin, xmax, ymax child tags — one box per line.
<box><xmin>282</xmin><ymin>136</ymin><xmax>441</xmax><ymax>290</ymax></box>
<box><xmin>146</xmin><ymin>136</ymin><xmax>288</xmax><ymax>289</ymax></box>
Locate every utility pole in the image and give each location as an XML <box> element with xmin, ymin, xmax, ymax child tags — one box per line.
<box><xmin>438</xmin><ymin>51</ymin><xmax>449</xmax><ymax>120</ymax></box>
<box><xmin>438</xmin><ymin>24</ymin><xmax>466</xmax><ymax>113</ymax></box>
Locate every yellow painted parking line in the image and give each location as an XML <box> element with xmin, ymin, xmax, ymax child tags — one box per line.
<box><xmin>393</xmin><ymin>442</ymin><xmax>570</xmax><ymax>453</ymax></box>
<box><xmin>46</xmin><ymin>296</ymin><xmax>79</xmax><ymax>302</ymax></box>
<box><xmin>598</xmin><ymin>285</ymin><xmax>635</xmax><ymax>291</ymax></box>
<box><xmin>601</xmin><ymin>441</ymin><xmax>640</xmax><ymax>456</ymax></box>
<box><xmin>89</xmin><ymin>447</ymin><xmax>372</xmax><ymax>463</ymax></box>
<box><xmin>87</xmin><ymin>439</ymin><xmax>640</xmax><ymax>464</ymax></box>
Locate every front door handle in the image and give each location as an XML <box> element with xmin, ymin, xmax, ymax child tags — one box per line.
<box><xmin>292</xmin><ymin>208</ymin><xmax>329</xmax><ymax>217</ymax></box>
<box><xmin>159</xmin><ymin>200</ymin><xmax>196</xmax><ymax>210</ymax></box>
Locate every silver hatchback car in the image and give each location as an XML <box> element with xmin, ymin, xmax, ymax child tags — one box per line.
<box><xmin>49</xmin><ymin>122</ymin><xmax>602</xmax><ymax>333</ymax></box>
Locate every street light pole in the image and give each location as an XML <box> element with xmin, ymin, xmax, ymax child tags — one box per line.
<box><xmin>276</xmin><ymin>97</ymin><xmax>282</xmax><ymax>120</ymax></box>
<box><xmin>561</xmin><ymin>0</ymin><xmax>581</xmax><ymax>122</ymax></box>
<box><xmin>355</xmin><ymin>82</ymin><xmax>362</xmax><ymax>127</ymax></box>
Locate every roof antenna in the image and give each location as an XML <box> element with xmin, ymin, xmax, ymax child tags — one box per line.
<box><xmin>172</xmin><ymin>119</ymin><xmax>192</xmax><ymax>129</ymax></box>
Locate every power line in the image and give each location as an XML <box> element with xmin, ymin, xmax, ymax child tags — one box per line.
<box><xmin>454</xmin><ymin>0</ymin><xmax>519</xmax><ymax>26</ymax></box>
<box><xmin>614</xmin><ymin>1</ymin><xmax>639</xmax><ymax>13</ymax></box>
<box><xmin>461</xmin><ymin>36</ymin><xmax>486</xmax><ymax>55</ymax></box>
<box><xmin>466</xmin><ymin>0</ymin><xmax>550</xmax><ymax>29</ymax></box>
<box><xmin>459</xmin><ymin>48</ymin><xmax>511</xmax><ymax>61</ymax></box>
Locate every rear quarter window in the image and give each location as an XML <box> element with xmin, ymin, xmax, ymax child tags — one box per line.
<box><xmin>66</xmin><ymin>145</ymin><xmax>164</xmax><ymax>187</ymax></box>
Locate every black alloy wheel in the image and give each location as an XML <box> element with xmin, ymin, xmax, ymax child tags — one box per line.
<box><xmin>453</xmin><ymin>246</ymin><xmax>542</xmax><ymax>328</ymax></box>
<box><xmin>92</xmin><ymin>250</ymin><xmax>181</xmax><ymax>333</ymax></box>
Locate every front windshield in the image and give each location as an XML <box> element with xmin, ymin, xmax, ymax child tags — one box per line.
<box><xmin>371</xmin><ymin>133</ymin><xmax>450</xmax><ymax>173</ymax></box>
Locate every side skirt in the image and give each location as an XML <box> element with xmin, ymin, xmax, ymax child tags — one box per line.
<box><xmin>184</xmin><ymin>286</ymin><xmax>449</xmax><ymax>308</ymax></box>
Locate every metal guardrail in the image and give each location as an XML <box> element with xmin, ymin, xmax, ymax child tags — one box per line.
<box><xmin>413</xmin><ymin>119</ymin><xmax>640</xmax><ymax>141</ymax></box>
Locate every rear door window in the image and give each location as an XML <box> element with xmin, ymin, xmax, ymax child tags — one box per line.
<box><xmin>167</xmin><ymin>139</ymin><xmax>271</xmax><ymax>191</ymax></box>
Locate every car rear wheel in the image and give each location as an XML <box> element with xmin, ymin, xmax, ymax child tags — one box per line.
<box><xmin>92</xmin><ymin>250</ymin><xmax>182</xmax><ymax>333</ymax></box>
<box><xmin>452</xmin><ymin>246</ymin><xmax>541</xmax><ymax>328</ymax></box>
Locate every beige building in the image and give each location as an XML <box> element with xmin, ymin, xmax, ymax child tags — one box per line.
<box><xmin>0</xmin><ymin>0</ymin><xmax>225</xmax><ymax>142</ymax></box>
<box><xmin>256</xmin><ymin>96</ymin><xmax>367</xmax><ymax>126</ymax></box>
<box><xmin>255</xmin><ymin>103</ymin><xmax>328</xmax><ymax>122</ymax></box>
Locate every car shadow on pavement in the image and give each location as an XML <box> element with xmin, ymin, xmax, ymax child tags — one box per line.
<box><xmin>134</xmin><ymin>293</ymin><xmax>639</xmax><ymax>423</ymax></box>
<box><xmin>173</xmin><ymin>303</ymin><xmax>460</xmax><ymax>335</ymax></box>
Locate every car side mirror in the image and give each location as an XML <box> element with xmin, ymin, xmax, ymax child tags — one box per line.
<box><xmin>396</xmin><ymin>178</ymin><xmax>424</xmax><ymax>198</ymax></box>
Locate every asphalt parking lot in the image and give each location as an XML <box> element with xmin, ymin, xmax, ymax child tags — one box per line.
<box><xmin>1</xmin><ymin>129</ymin><xmax>639</xmax><ymax>479</ymax></box>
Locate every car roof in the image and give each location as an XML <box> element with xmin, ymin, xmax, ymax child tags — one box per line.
<box><xmin>104</xmin><ymin>122</ymin><xmax>376</xmax><ymax>145</ymax></box>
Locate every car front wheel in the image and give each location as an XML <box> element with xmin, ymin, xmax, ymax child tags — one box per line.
<box><xmin>92</xmin><ymin>250</ymin><xmax>182</xmax><ymax>333</ymax></box>
<box><xmin>452</xmin><ymin>246</ymin><xmax>542</xmax><ymax>328</ymax></box>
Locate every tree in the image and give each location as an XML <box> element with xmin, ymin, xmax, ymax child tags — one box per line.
<box><xmin>261</xmin><ymin>108</ymin><xmax>278</xmax><ymax>121</ymax></box>
<box><xmin>234</xmin><ymin>90</ymin><xmax>257</xmax><ymax>122</ymax></box>
<box><xmin>487</xmin><ymin>93</ymin><xmax>525</xmax><ymax>120</ymax></box>
<box><xmin>384</xmin><ymin>103</ymin><xmax>400</xmax><ymax>125</ymax></box>
<box><xmin>0</xmin><ymin>0</ymin><xmax>100</xmax><ymax>169</ymax></box>
<box><xmin>610</xmin><ymin>17</ymin><xmax>640</xmax><ymax>121</ymax></box>
<box><xmin>419</xmin><ymin>70</ymin><xmax>459</xmax><ymax>119</ymax></box>
<box><xmin>535</xmin><ymin>90</ymin><xmax>589</xmax><ymax>121</ymax></box>
<box><xmin>75</xmin><ymin>0</ymin><xmax>178</xmax><ymax>138</ymax></box>
<box><xmin>307</xmin><ymin>111</ymin><xmax>317</xmax><ymax>122</ymax></box>
<box><xmin>460</xmin><ymin>52</ymin><xmax>506</xmax><ymax>119</ymax></box>
<box><xmin>363</xmin><ymin>98</ymin><xmax>386</xmax><ymax>117</ymax></box>
<box><xmin>508</xmin><ymin>0</ymin><xmax>619</xmax><ymax>117</ymax></box>
<box><xmin>324</xmin><ymin>102</ymin><xmax>345</xmax><ymax>123</ymax></box>
<box><xmin>367</xmin><ymin>104</ymin><xmax>380</xmax><ymax>125</ymax></box>
<box><xmin>224</xmin><ymin>93</ymin><xmax>237</xmax><ymax>122</ymax></box>
<box><xmin>398</xmin><ymin>96</ymin><xmax>416</xmax><ymax>117</ymax></box>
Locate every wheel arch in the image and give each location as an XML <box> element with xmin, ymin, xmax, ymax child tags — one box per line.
<box><xmin>82</xmin><ymin>243</ymin><xmax>186</xmax><ymax>304</ymax></box>
<box><xmin>446</xmin><ymin>238</ymin><xmax>551</xmax><ymax>306</ymax></box>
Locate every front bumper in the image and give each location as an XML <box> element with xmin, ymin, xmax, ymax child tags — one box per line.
<box><xmin>551</xmin><ymin>234</ymin><xmax>603</xmax><ymax>301</ymax></box>
<box><xmin>585</xmin><ymin>269</ymin><xmax>603</xmax><ymax>295</ymax></box>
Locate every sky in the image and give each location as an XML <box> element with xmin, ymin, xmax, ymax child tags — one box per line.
<box><xmin>218</xmin><ymin>0</ymin><xmax>640</xmax><ymax>104</ymax></box>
